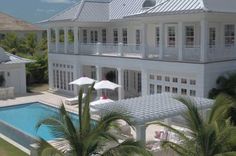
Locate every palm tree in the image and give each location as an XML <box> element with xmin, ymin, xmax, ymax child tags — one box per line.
<box><xmin>36</xmin><ymin>84</ymin><xmax>151</xmax><ymax>156</ymax></box>
<box><xmin>149</xmin><ymin>95</ymin><xmax>236</xmax><ymax>156</ymax></box>
<box><xmin>209</xmin><ymin>72</ymin><xmax>236</xmax><ymax>125</ymax></box>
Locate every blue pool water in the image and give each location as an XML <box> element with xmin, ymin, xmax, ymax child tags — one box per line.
<box><xmin>0</xmin><ymin>102</ymin><xmax>79</xmax><ymax>141</ymax></box>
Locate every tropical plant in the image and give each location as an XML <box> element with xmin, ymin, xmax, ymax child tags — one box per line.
<box><xmin>36</xmin><ymin>84</ymin><xmax>151</xmax><ymax>156</ymax></box>
<box><xmin>21</xmin><ymin>33</ymin><xmax>38</xmax><ymax>56</ymax></box>
<box><xmin>149</xmin><ymin>95</ymin><xmax>236</xmax><ymax>156</ymax></box>
<box><xmin>209</xmin><ymin>72</ymin><xmax>236</xmax><ymax>125</ymax></box>
<box><xmin>0</xmin><ymin>32</ymin><xmax>22</xmax><ymax>54</ymax></box>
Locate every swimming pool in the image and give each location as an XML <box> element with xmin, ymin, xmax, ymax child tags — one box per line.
<box><xmin>0</xmin><ymin>102</ymin><xmax>79</xmax><ymax>143</ymax></box>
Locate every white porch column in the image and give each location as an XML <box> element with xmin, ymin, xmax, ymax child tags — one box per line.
<box><xmin>64</xmin><ymin>27</ymin><xmax>68</xmax><ymax>54</ymax></box>
<box><xmin>55</xmin><ymin>28</ymin><xmax>59</xmax><ymax>53</ymax></box>
<box><xmin>48</xmin><ymin>62</ymin><xmax>53</xmax><ymax>90</ymax></box>
<box><xmin>159</xmin><ymin>22</ymin><xmax>164</xmax><ymax>60</ymax></box>
<box><xmin>74</xmin><ymin>27</ymin><xmax>79</xmax><ymax>54</ymax></box>
<box><xmin>117</xmin><ymin>68</ymin><xmax>124</xmax><ymax>100</ymax></box>
<box><xmin>200</xmin><ymin>20</ymin><xmax>208</xmax><ymax>62</ymax></box>
<box><xmin>73</xmin><ymin>63</ymin><xmax>82</xmax><ymax>95</ymax></box>
<box><xmin>141</xmin><ymin>70</ymin><xmax>148</xmax><ymax>96</ymax></box>
<box><xmin>178</xmin><ymin>22</ymin><xmax>183</xmax><ymax>61</ymax></box>
<box><xmin>142</xmin><ymin>23</ymin><xmax>148</xmax><ymax>58</ymax></box>
<box><xmin>47</xmin><ymin>28</ymin><xmax>51</xmax><ymax>52</ymax></box>
<box><xmin>96</xmin><ymin>66</ymin><xmax>102</xmax><ymax>97</ymax></box>
<box><xmin>135</xmin><ymin>125</ymin><xmax>146</xmax><ymax>143</ymax></box>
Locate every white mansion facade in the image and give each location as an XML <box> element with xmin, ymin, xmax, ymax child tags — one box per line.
<box><xmin>42</xmin><ymin>0</ymin><xmax>236</xmax><ymax>99</ymax></box>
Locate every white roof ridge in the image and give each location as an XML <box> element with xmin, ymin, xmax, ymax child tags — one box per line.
<box><xmin>199</xmin><ymin>0</ymin><xmax>209</xmax><ymax>11</ymax></box>
<box><xmin>72</xmin><ymin>0</ymin><xmax>85</xmax><ymax>21</ymax></box>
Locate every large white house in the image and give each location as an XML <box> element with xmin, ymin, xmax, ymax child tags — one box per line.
<box><xmin>42</xmin><ymin>0</ymin><xmax>236</xmax><ymax>99</ymax></box>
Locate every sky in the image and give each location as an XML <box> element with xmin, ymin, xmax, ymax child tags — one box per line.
<box><xmin>0</xmin><ymin>0</ymin><xmax>79</xmax><ymax>23</ymax></box>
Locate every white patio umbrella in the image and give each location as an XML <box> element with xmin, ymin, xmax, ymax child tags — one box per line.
<box><xmin>94</xmin><ymin>80</ymin><xmax>120</xmax><ymax>90</ymax></box>
<box><xmin>69</xmin><ymin>77</ymin><xmax>96</xmax><ymax>86</ymax></box>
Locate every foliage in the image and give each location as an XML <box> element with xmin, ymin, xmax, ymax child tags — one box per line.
<box><xmin>36</xmin><ymin>84</ymin><xmax>151</xmax><ymax>156</ymax></box>
<box><xmin>208</xmin><ymin>72</ymin><xmax>236</xmax><ymax>124</ymax></box>
<box><xmin>0</xmin><ymin>32</ymin><xmax>48</xmax><ymax>85</ymax></box>
<box><xmin>149</xmin><ymin>95</ymin><xmax>236</xmax><ymax>156</ymax></box>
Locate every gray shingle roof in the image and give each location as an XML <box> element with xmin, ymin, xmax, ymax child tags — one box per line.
<box><xmin>43</xmin><ymin>0</ymin><xmax>236</xmax><ymax>23</ymax></box>
<box><xmin>0</xmin><ymin>47</ymin><xmax>33</xmax><ymax>64</ymax></box>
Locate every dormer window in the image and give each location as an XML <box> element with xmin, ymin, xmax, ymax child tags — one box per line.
<box><xmin>142</xmin><ymin>0</ymin><xmax>156</xmax><ymax>8</ymax></box>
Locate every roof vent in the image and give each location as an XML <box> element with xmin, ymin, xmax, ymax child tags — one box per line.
<box><xmin>142</xmin><ymin>0</ymin><xmax>156</xmax><ymax>8</ymax></box>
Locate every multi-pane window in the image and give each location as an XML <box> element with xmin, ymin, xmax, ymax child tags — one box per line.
<box><xmin>150</xmin><ymin>84</ymin><xmax>155</xmax><ymax>94</ymax></box>
<box><xmin>136</xmin><ymin>29</ymin><xmax>141</xmax><ymax>45</ymax></box>
<box><xmin>224</xmin><ymin>24</ymin><xmax>235</xmax><ymax>47</ymax></box>
<box><xmin>156</xmin><ymin>75</ymin><xmax>162</xmax><ymax>81</ymax></box>
<box><xmin>172</xmin><ymin>87</ymin><xmax>178</xmax><ymax>93</ymax></box>
<box><xmin>185</xmin><ymin>26</ymin><xmax>194</xmax><ymax>47</ymax></box>
<box><xmin>113</xmin><ymin>29</ymin><xmax>118</xmax><ymax>44</ymax></box>
<box><xmin>138</xmin><ymin>73</ymin><xmax>142</xmax><ymax>93</ymax></box>
<box><xmin>150</xmin><ymin>74</ymin><xmax>155</xmax><ymax>80</ymax></box>
<box><xmin>190</xmin><ymin>79</ymin><xmax>196</xmax><ymax>85</ymax></box>
<box><xmin>190</xmin><ymin>90</ymin><xmax>196</xmax><ymax>96</ymax></box>
<box><xmin>167</xmin><ymin>26</ymin><xmax>176</xmax><ymax>47</ymax></box>
<box><xmin>209</xmin><ymin>27</ymin><xmax>216</xmax><ymax>48</ymax></box>
<box><xmin>67</xmin><ymin>72</ymin><xmax>71</xmax><ymax>91</ymax></box>
<box><xmin>102</xmin><ymin>29</ymin><xmax>107</xmax><ymax>43</ymax></box>
<box><xmin>157</xmin><ymin>85</ymin><xmax>162</xmax><ymax>93</ymax></box>
<box><xmin>156</xmin><ymin>27</ymin><xmax>160</xmax><ymax>47</ymax></box>
<box><xmin>181</xmin><ymin>78</ymin><xmax>187</xmax><ymax>84</ymax></box>
<box><xmin>173</xmin><ymin>77</ymin><xmax>178</xmax><ymax>83</ymax></box>
<box><xmin>56</xmin><ymin>70</ymin><xmax>59</xmax><ymax>88</ymax></box>
<box><xmin>83</xmin><ymin>30</ymin><xmax>87</xmax><ymax>43</ymax></box>
<box><xmin>165</xmin><ymin>76</ymin><xmax>170</xmax><ymax>82</ymax></box>
<box><xmin>181</xmin><ymin>89</ymin><xmax>187</xmax><ymax>95</ymax></box>
<box><xmin>90</xmin><ymin>31</ymin><xmax>98</xmax><ymax>43</ymax></box>
<box><xmin>122</xmin><ymin>28</ymin><xmax>128</xmax><ymax>45</ymax></box>
<box><xmin>165</xmin><ymin>86</ymin><xmax>170</xmax><ymax>92</ymax></box>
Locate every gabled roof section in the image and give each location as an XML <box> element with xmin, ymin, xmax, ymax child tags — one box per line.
<box><xmin>44</xmin><ymin>0</ymin><xmax>236</xmax><ymax>23</ymax></box>
<box><xmin>0</xmin><ymin>12</ymin><xmax>41</xmax><ymax>31</ymax></box>
<box><xmin>129</xmin><ymin>0</ymin><xmax>205</xmax><ymax>17</ymax></box>
<box><xmin>0</xmin><ymin>47</ymin><xmax>33</xmax><ymax>64</ymax></box>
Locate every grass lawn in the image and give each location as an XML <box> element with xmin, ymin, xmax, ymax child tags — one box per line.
<box><xmin>0</xmin><ymin>138</ymin><xmax>28</xmax><ymax>156</ymax></box>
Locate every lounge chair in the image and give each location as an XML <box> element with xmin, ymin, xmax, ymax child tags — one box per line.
<box><xmin>65</xmin><ymin>93</ymin><xmax>86</xmax><ymax>105</ymax></box>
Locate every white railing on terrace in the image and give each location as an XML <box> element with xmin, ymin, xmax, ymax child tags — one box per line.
<box><xmin>183</xmin><ymin>45</ymin><xmax>201</xmax><ymax>61</ymax></box>
<box><xmin>49</xmin><ymin>42</ymin><xmax>236</xmax><ymax>62</ymax></box>
<box><xmin>207</xmin><ymin>45</ymin><xmax>236</xmax><ymax>61</ymax></box>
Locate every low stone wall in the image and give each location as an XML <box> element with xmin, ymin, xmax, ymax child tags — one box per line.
<box><xmin>0</xmin><ymin>121</ymin><xmax>38</xmax><ymax>150</ymax></box>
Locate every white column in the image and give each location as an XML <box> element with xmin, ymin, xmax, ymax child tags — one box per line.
<box><xmin>47</xmin><ymin>28</ymin><xmax>51</xmax><ymax>53</ymax></box>
<box><xmin>64</xmin><ymin>27</ymin><xmax>68</xmax><ymax>54</ymax></box>
<box><xmin>141</xmin><ymin>70</ymin><xmax>148</xmax><ymax>96</ymax></box>
<box><xmin>96</xmin><ymin>42</ymin><xmax>102</xmax><ymax>55</ymax></box>
<box><xmin>142</xmin><ymin>23</ymin><xmax>148</xmax><ymax>58</ymax></box>
<box><xmin>55</xmin><ymin>28</ymin><xmax>59</xmax><ymax>53</ymax></box>
<box><xmin>135</xmin><ymin>125</ymin><xmax>146</xmax><ymax>144</ymax></box>
<box><xmin>73</xmin><ymin>63</ymin><xmax>82</xmax><ymax>95</ymax></box>
<box><xmin>74</xmin><ymin>27</ymin><xmax>79</xmax><ymax>54</ymax></box>
<box><xmin>48</xmin><ymin>62</ymin><xmax>53</xmax><ymax>90</ymax></box>
<box><xmin>178</xmin><ymin>22</ymin><xmax>183</xmax><ymax>61</ymax></box>
<box><xmin>159</xmin><ymin>22</ymin><xmax>164</xmax><ymax>59</ymax></box>
<box><xmin>118</xmin><ymin>42</ymin><xmax>124</xmax><ymax>56</ymax></box>
<box><xmin>118</xmin><ymin>68</ymin><xmax>124</xmax><ymax>100</ymax></box>
<box><xmin>96</xmin><ymin>66</ymin><xmax>102</xmax><ymax>97</ymax></box>
<box><xmin>200</xmin><ymin>20</ymin><xmax>208</xmax><ymax>62</ymax></box>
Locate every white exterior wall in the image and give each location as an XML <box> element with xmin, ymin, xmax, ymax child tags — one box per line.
<box><xmin>0</xmin><ymin>63</ymin><xmax>27</xmax><ymax>95</ymax></box>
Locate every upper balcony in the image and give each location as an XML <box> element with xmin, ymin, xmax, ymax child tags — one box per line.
<box><xmin>47</xmin><ymin>21</ymin><xmax>236</xmax><ymax>63</ymax></box>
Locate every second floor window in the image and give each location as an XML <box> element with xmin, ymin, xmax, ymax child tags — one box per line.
<box><xmin>136</xmin><ymin>29</ymin><xmax>141</xmax><ymax>45</ymax></box>
<box><xmin>185</xmin><ymin>26</ymin><xmax>194</xmax><ymax>47</ymax></box>
<box><xmin>102</xmin><ymin>29</ymin><xmax>106</xmax><ymax>43</ymax></box>
<box><xmin>224</xmin><ymin>24</ymin><xmax>235</xmax><ymax>47</ymax></box>
<box><xmin>83</xmin><ymin>30</ymin><xmax>87</xmax><ymax>43</ymax></box>
<box><xmin>122</xmin><ymin>28</ymin><xmax>128</xmax><ymax>45</ymax></box>
<box><xmin>167</xmin><ymin>26</ymin><xmax>176</xmax><ymax>48</ymax></box>
<box><xmin>113</xmin><ymin>29</ymin><xmax>118</xmax><ymax>44</ymax></box>
<box><xmin>209</xmin><ymin>27</ymin><xmax>216</xmax><ymax>48</ymax></box>
<box><xmin>156</xmin><ymin>27</ymin><xmax>160</xmax><ymax>47</ymax></box>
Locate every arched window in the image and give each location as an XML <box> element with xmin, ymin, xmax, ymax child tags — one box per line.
<box><xmin>142</xmin><ymin>0</ymin><xmax>156</xmax><ymax>8</ymax></box>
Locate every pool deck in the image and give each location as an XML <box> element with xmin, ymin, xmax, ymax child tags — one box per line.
<box><xmin>0</xmin><ymin>91</ymin><xmax>165</xmax><ymax>154</ymax></box>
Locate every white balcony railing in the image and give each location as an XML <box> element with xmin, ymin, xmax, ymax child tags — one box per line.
<box><xmin>49</xmin><ymin>42</ymin><xmax>236</xmax><ymax>62</ymax></box>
